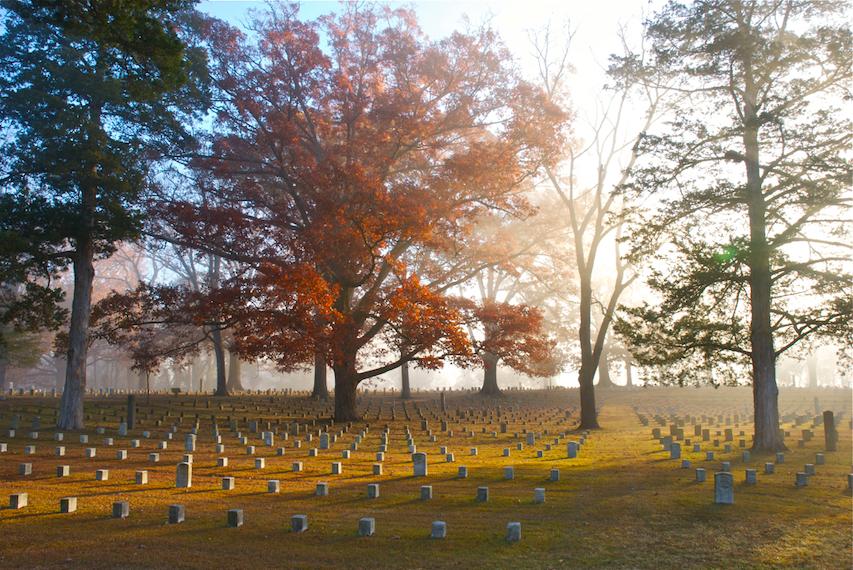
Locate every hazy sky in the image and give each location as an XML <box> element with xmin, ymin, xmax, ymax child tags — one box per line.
<box><xmin>198</xmin><ymin>1</ymin><xmax>656</xmax><ymax>109</ymax></box>
<box><xmin>195</xmin><ymin>1</ymin><xmax>660</xmax><ymax>389</ymax></box>
<box><xmin>194</xmin><ymin>1</ymin><xmax>659</xmax><ymax>388</ymax></box>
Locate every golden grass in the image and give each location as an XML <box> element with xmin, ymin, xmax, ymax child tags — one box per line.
<box><xmin>0</xmin><ymin>387</ymin><xmax>850</xmax><ymax>569</ymax></box>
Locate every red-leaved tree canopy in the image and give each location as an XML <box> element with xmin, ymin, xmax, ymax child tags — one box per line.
<box><xmin>148</xmin><ymin>3</ymin><xmax>566</xmax><ymax>419</ymax></box>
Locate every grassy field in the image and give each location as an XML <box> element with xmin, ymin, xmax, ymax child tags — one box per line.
<box><xmin>0</xmin><ymin>387</ymin><xmax>850</xmax><ymax>569</ymax></box>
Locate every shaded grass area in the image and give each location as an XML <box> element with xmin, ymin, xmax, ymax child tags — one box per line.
<box><xmin>0</xmin><ymin>387</ymin><xmax>850</xmax><ymax>569</ymax></box>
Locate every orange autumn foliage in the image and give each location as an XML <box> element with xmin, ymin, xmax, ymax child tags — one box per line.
<box><xmin>141</xmin><ymin>3</ymin><xmax>566</xmax><ymax>419</ymax></box>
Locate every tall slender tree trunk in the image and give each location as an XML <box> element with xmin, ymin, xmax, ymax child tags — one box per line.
<box><xmin>400</xmin><ymin>359</ymin><xmax>411</xmax><ymax>399</ymax></box>
<box><xmin>807</xmin><ymin>355</ymin><xmax>818</xmax><ymax>389</ymax></box>
<box><xmin>625</xmin><ymin>358</ymin><xmax>633</xmax><ymax>387</ymax></box>
<box><xmin>577</xmin><ymin>275</ymin><xmax>600</xmax><ymax>428</ymax></box>
<box><xmin>312</xmin><ymin>348</ymin><xmax>329</xmax><ymax>399</ymax></box>
<box><xmin>0</xmin><ymin>356</ymin><xmax>7</xmax><ymax>392</ymax></box>
<box><xmin>480</xmin><ymin>352</ymin><xmax>502</xmax><ymax>396</ymax></box>
<box><xmin>54</xmin><ymin>355</ymin><xmax>65</xmax><ymax>391</ymax></box>
<box><xmin>744</xmin><ymin>90</ymin><xmax>784</xmax><ymax>452</ymax></box>
<box><xmin>210</xmin><ymin>328</ymin><xmax>228</xmax><ymax>396</ymax></box>
<box><xmin>597</xmin><ymin>344</ymin><xmax>615</xmax><ymax>388</ymax></box>
<box><xmin>58</xmin><ymin>239</ymin><xmax>95</xmax><ymax>430</ymax></box>
<box><xmin>227</xmin><ymin>347</ymin><xmax>243</xmax><ymax>392</ymax></box>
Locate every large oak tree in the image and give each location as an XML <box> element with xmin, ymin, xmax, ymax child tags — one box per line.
<box><xmin>152</xmin><ymin>3</ymin><xmax>564</xmax><ymax>420</ymax></box>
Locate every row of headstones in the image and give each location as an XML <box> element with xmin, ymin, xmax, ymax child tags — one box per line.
<box><xmin>3</xmin><ymin>495</ymin><xmax>524</xmax><ymax>542</ymax></box>
<box><xmin>13</xmin><ymin>469</ymin><xmax>852</xmax><ymax>514</ymax></box>
<box><xmin>694</xmin><ymin>454</ymin><xmax>851</xmax><ymax>492</ymax></box>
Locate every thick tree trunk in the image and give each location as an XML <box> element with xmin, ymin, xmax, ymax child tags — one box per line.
<box><xmin>744</xmin><ymin>97</ymin><xmax>784</xmax><ymax>452</ymax></box>
<box><xmin>400</xmin><ymin>359</ymin><xmax>411</xmax><ymax>399</ymax></box>
<box><xmin>312</xmin><ymin>349</ymin><xmax>329</xmax><ymax>399</ymax></box>
<box><xmin>210</xmin><ymin>328</ymin><xmax>229</xmax><ymax>396</ymax></box>
<box><xmin>480</xmin><ymin>352</ymin><xmax>502</xmax><ymax>396</ymax></box>
<box><xmin>227</xmin><ymin>347</ymin><xmax>243</xmax><ymax>392</ymax></box>
<box><xmin>332</xmin><ymin>358</ymin><xmax>360</xmax><ymax>421</ymax></box>
<box><xmin>578</xmin><ymin>363</ymin><xmax>600</xmax><ymax>429</ymax></box>
<box><xmin>58</xmin><ymin>243</ymin><xmax>95</xmax><ymax>430</ymax></box>
<box><xmin>597</xmin><ymin>345</ymin><xmax>615</xmax><ymax>388</ymax></box>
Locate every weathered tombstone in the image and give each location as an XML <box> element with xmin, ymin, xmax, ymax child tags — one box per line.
<box><xmin>176</xmin><ymin>462</ymin><xmax>192</xmax><ymax>488</ymax></box>
<box><xmin>316</xmin><ymin>482</ymin><xmax>329</xmax><ymax>496</ymax></box>
<box><xmin>331</xmin><ymin>462</ymin><xmax>343</xmax><ymax>475</ymax></box>
<box><xmin>56</xmin><ymin>465</ymin><xmax>70</xmax><ymax>477</ymax></box>
<box><xmin>764</xmin><ymin>463</ymin><xmax>775</xmax><ymax>474</ymax></box>
<box><xmin>127</xmin><ymin>395</ymin><xmax>136</xmax><ymax>429</ymax></box>
<box><xmin>60</xmin><ymin>497</ymin><xmax>77</xmax><ymax>513</ymax></box>
<box><xmin>19</xmin><ymin>463</ymin><xmax>32</xmax><ymax>476</ymax></box>
<box><xmin>745</xmin><ymin>469</ymin><xmax>757</xmax><ymax>485</ymax></box>
<box><xmin>550</xmin><ymin>468</ymin><xmax>560</xmax><ymax>482</ymax></box>
<box><xmin>823</xmin><ymin>411</ymin><xmax>838</xmax><ymax>451</ymax></box>
<box><xmin>714</xmin><ymin>472</ymin><xmax>734</xmax><ymax>504</ymax></box>
<box><xmin>291</xmin><ymin>514</ymin><xmax>308</xmax><ymax>532</ymax></box>
<box><xmin>670</xmin><ymin>442</ymin><xmax>681</xmax><ymax>459</ymax></box>
<box><xmin>135</xmin><ymin>470</ymin><xmax>148</xmax><ymax>485</ymax></box>
<box><xmin>227</xmin><ymin>509</ymin><xmax>243</xmax><ymax>528</ymax></box>
<box><xmin>420</xmin><ymin>485</ymin><xmax>433</xmax><ymax>500</ymax></box>
<box><xmin>695</xmin><ymin>468</ymin><xmax>707</xmax><ymax>483</ymax></box>
<box><xmin>775</xmin><ymin>452</ymin><xmax>785</xmax><ymax>464</ymax></box>
<box><xmin>222</xmin><ymin>477</ymin><xmax>236</xmax><ymax>490</ymax></box>
<box><xmin>367</xmin><ymin>483</ymin><xmax>380</xmax><ymax>499</ymax></box>
<box><xmin>9</xmin><ymin>493</ymin><xmax>27</xmax><ymax>509</ymax></box>
<box><xmin>534</xmin><ymin>488</ymin><xmax>546</xmax><ymax>503</ymax></box>
<box><xmin>795</xmin><ymin>472</ymin><xmax>808</xmax><ymax>487</ymax></box>
<box><xmin>413</xmin><ymin>452</ymin><xmax>428</xmax><ymax>477</ymax></box>
<box><xmin>112</xmin><ymin>501</ymin><xmax>130</xmax><ymax>519</ymax></box>
<box><xmin>476</xmin><ymin>486</ymin><xmax>489</xmax><ymax>502</ymax></box>
<box><xmin>804</xmin><ymin>463</ymin><xmax>816</xmax><ymax>476</ymax></box>
<box><xmin>506</xmin><ymin>522</ymin><xmax>522</xmax><ymax>543</ymax></box>
<box><xmin>96</xmin><ymin>469</ymin><xmax>109</xmax><ymax>481</ymax></box>
<box><xmin>567</xmin><ymin>441</ymin><xmax>579</xmax><ymax>458</ymax></box>
<box><xmin>458</xmin><ymin>466</ymin><xmax>468</xmax><ymax>478</ymax></box>
<box><xmin>185</xmin><ymin>434</ymin><xmax>196</xmax><ymax>452</ymax></box>
<box><xmin>431</xmin><ymin>520</ymin><xmax>447</xmax><ymax>539</ymax></box>
<box><xmin>358</xmin><ymin>517</ymin><xmax>375</xmax><ymax>537</ymax></box>
<box><xmin>292</xmin><ymin>462</ymin><xmax>303</xmax><ymax>472</ymax></box>
<box><xmin>168</xmin><ymin>504</ymin><xmax>185</xmax><ymax>524</ymax></box>
<box><xmin>815</xmin><ymin>452</ymin><xmax>825</xmax><ymax>465</ymax></box>
<box><xmin>504</xmin><ymin>466</ymin><xmax>515</xmax><ymax>480</ymax></box>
